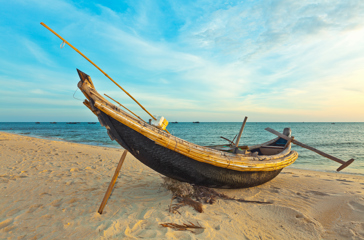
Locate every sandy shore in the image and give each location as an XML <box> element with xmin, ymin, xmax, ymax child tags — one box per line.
<box><xmin>0</xmin><ymin>131</ymin><xmax>364</xmax><ymax>239</ymax></box>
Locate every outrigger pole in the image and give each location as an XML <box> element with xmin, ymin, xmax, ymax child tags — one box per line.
<box><xmin>265</xmin><ymin>127</ymin><xmax>354</xmax><ymax>171</ymax></box>
<box><xmin>40</xmin><ymin>22</ymin><xmax>157</xmax><ymax>121</ymax></box>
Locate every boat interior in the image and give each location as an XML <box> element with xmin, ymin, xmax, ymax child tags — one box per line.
<box><xmin>209</xmin><ymin>128</ymin><xmax>291</xmax><ymax>156</ymax></box>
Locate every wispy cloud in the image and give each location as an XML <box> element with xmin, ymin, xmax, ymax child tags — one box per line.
<box><xmin>22</xmin><ymin>38</ymin><xmax>54</xmax><ymax>66</ymax></box>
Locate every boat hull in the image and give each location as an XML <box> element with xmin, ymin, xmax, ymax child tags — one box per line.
<box><xmin>99</xmin><ymin>110</ymin><xmax>282</xmax><ymax>188</ymax></box>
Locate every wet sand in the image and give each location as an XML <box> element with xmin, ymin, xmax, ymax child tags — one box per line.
<box><xmin>1</xmin><ymin>131</ymin><xmax>364</xmax><ymax>239</ymax></box>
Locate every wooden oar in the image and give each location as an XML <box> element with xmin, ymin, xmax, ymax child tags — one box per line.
<box><xmin>220</xmin><ymin>136</ymin><xmax>235</xmax><ymax>145</ymax></box>
<box><xmin>265</xmin><ymin>128</ymin><xmax>354</xmax><ymax>172</ymax></box>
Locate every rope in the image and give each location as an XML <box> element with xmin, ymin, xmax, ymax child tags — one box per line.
<box><xmin>72</xmin><ymin>88</ymin><xmax>83</xmax><ymax>101</ymax></box>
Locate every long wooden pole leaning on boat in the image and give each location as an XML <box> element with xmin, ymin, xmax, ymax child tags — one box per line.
<box><xmin>40</xmin><ymin>22</ymin><xmax>157</xmax><ymax>121</ymax></box>
<box><xmin>265</xmin><ymin>127</ymin><xmax>354</xmax><ymax>172</ymax></box>
<box><xmin>104</xmin><ymin>94</ymin><xmax>144</xmax><ymax>122</ymax></box>
<box><xmin>234</xmin><ymin>116</ymin><xmax>248</xmax><ymax>153</ymax></box>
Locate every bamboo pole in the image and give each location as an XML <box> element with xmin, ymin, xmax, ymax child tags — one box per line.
<box><xmin>265</xmin><ymin>127</ymin><xmax>354</xmax><ymax>171</ymax></box>
<box><xmin>98</xmin><ymin>150</ymin><xmax>128</xmax><ymax>214</ymax></box>
<box><xmin>234</xmin><ymin>117</ymin><xmax>248</xmax><ymax>153</ymax></box>
<box><xmin>104</xmin><ymin>94</ymin><xmax>144</xmax><ymax>122</ymax></box>
<box><xmin>40</xmin><ymin>22</ymin><xmax>157</xmax><ymax>121</ymax></box>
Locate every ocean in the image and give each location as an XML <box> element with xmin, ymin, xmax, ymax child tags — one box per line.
<box><xmin>1</xmin><ymin>122</ymin><xmax>363</xmax><ymax>175</ymax></box>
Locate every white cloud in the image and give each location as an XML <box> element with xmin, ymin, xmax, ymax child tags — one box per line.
<box><xmin>1</xmin><ymin>0</ymin><xmax>364</xmax><ymax>121</ymax></box>
<box><xmin>22</xmin><ymin>39</ymin><xmax>54</xmax><ymax>66</ymax></box>
<box><xmin>30</xmin><ymin>89</ymin><xmax>47</xmax><ymax>94</ymax></box>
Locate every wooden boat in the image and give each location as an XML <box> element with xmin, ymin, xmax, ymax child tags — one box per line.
<box><xmin>40</xmin><ymin>22</ymin><xmax>353</xmax><ymax>190</ymax></box>
<box><xmin>77</xmin><ymin>69</ymin><xmax>298</xmax><ymax>188</ymax></box>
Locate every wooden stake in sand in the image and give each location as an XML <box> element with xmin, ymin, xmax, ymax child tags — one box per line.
<box><xmin>98</xmin><ymin>150</ymin><xmax>128</xmax><ymax>214</ymax></box>
<box><xmin>265</xmin><ymin>128</ymin><xmax>354</xmax><ymax>171</ymax></box>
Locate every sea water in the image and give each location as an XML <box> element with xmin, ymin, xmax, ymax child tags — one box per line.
<box><xmin>1</xmin><ymin>122</ymin><xmax>363</xmax><ymax>175</ymax></box>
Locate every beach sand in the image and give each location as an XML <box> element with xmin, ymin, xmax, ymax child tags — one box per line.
<box><xmin>1</xmin><ymin>131</ymin><xmax>364</xmax><ymax>239</ymax></box>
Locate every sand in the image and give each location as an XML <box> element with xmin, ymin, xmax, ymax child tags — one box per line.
<box><xmin>0</xmin><ymin>131</ymin><xmax>364</xmax><ymax>239</ymax></box>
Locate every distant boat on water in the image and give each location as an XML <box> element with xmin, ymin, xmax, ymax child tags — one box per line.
<box><xmin>50</xmin><ymin>122</ymin><xmax>57</xmax><ymax>124</ymax></box>
<box><xmin>171</xmin><ymin>121</ymin><xmax>178</xmax><ymax>124</ymax></box>
<box><xmin>35</xmin><ymin>122</ymin><xmax>40</xmax><ymax>124</ymax></box>
<box><xmin>193</xmin><ymin>121</ymin><xmax>200</xmax><ymax>123</ymax></box>
<box><xmin>88</xmin><ymin>122</ymin><xmax>97</xmax><ymax>124</ymax></box>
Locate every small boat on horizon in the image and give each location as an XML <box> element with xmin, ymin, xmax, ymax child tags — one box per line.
<box><xmin>193</xmin><ymin>121</ymin><xmax>200</xmax><ymax>123</ymax></box>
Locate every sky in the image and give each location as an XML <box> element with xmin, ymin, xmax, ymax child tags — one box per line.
<box><xmin>1</xmin><ymin>0</ymin><xmax>364</xmax><ymax>122</ymax></box>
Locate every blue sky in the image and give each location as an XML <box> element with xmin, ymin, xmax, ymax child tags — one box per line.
<box><xmin>1</xmin><ymin>0</ymin><xmax>364</xmax><ymax>122</ymax></box>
